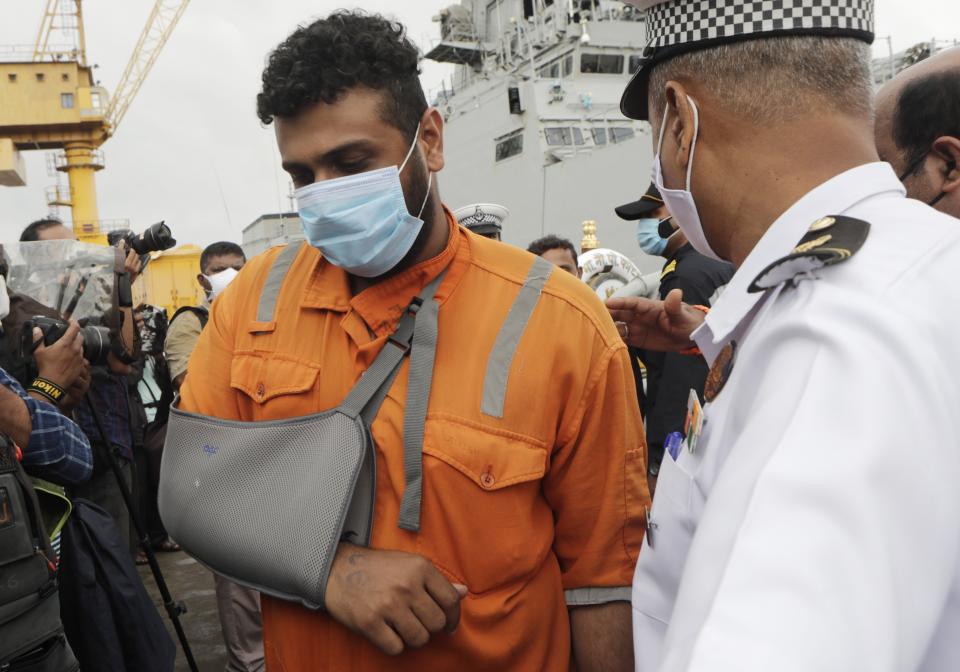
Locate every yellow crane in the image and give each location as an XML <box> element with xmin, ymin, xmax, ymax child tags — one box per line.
<box><xmin>0</xmin><ymin>0</ymin><xmax>191</xmax><ymax>243</ymax></box>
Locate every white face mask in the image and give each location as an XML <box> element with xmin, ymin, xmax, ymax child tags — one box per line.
<box><xmin>205</xmin><ymin>267</ymin><xmax>240</xmax><ymax>300</ymax></box>
<box><xmin>651</xmin><ymin>98</ymin><xmax>722</xmax><ymax>261</ymax></box>
<box><xmin>0</xmin><ymin>276</ymin><xmax>9</xmax><ymax>321</ymax></box>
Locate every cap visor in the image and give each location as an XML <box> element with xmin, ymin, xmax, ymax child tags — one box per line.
<box><xmin>620</xmin><ymin>67</ymin><xmax>650</xmax><ymax>120</ymax></box>
<box><xmin>615</xmin><ymin>198</ymin><xmax>660</xmax><ymax>220</ymax></box>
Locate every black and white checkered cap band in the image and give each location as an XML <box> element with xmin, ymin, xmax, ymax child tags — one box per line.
<box><xmin>459</xmin><ymin>212</ymin><xmax>503</xmax><ymax>227</ymax></box>
<box><xmin>647</xmin><ymin>0</ymin><xmax>874</xmax><ymax>49</ymax></box>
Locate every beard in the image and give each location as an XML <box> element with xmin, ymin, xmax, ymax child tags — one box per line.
<box><xmin>395</xmin><ymin>147</ymin><xmax>437</xmax><ymax>271</ymax></box>
<box><xmin>401</xmin><ymin>147</ymin><xmax>432</xmax><ymax>222</ymax></box>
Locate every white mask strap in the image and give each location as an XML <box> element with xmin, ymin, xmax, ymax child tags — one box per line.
<box><xmin>655</xmin><ymin>98</ymin><xmax>699</xmax><ymax>191</ymax></box>
<box><xmin>399</xmin><ymin>121</ymin><xmax>423</xmax><ymax>174</ymax></box>
<box><xmin>417</xmin><ymin>172</ymin><xmax>433</xmax><ymax>218</ymax></box>
<box><xmin>686</xmin><ymin>98</ymin><xmax>699</xmax><ymax>191</ymax></box>
<box><xmin>656</xmin><ymin>102</ymin><xmax>670</xmax><ymax>155</ymax></box>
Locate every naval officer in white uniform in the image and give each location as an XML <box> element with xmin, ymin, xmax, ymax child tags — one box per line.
<box><xmin>607</xmin><ymin>1</ymin><xmax>960</xmax><ymax>671</ymax></box>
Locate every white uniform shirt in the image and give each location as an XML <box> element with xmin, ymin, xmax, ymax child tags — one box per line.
<box><xmin>632</xmin><ymin>163</ymin><xmax>960</xmax><ymax>672</ymax></box>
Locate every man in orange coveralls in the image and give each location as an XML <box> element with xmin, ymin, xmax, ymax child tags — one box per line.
<box><xmin>180</xmin><ymin>10</ymin><xmax>650</xmax><ymax>671</ymax></box>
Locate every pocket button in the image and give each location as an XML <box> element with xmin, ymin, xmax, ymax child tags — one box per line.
<box><xmin>255</xmin><ymin>383</ymin><xmax>266</xmax><ymax>399</ymax></box>
<box><xmin>480</xmin><ymin>471</ymin><xmax>496</xmax><ymax>489</ymax></box>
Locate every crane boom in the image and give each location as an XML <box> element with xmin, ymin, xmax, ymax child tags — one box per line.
<box><xmin>33</xmin><ymin>0</ymin><xmax>87</xmax><ymax>65</ymax></box>
<box><xmin>105</xmin><ymin>0</ymin><xmax>191</xmax><ymax>134</ymax></box>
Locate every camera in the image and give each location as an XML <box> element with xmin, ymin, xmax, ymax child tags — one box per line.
<box><xmin>19</xmin><ymin>315</ymin><xmax>111</xmax><ymax>365</ymax></box>
<box><xmin>110</xmin><ymin>221</ymin><xmax>177</xmax><ymax>256</ymax></box>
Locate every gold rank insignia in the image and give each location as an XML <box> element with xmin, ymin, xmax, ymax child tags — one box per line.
<box><xmin>704</xmin><ymin>341</ymin><xmax>736</xmax><ymax>403</ymax></box>
<box><xmin>808</xmin><ymin>216</ymin><xmax>836</xmax><ymax>232</ymax></box>
<box><xmin>660</xmin><ymin>259</ymin><xmax>677</xmax><ymax>279</ymax></box>
<box><xmin>748</xmin><ymin>215</ymin><xmax>870</xmax><ymax>293</ymax></box>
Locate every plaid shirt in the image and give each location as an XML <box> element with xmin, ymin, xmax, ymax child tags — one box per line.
<box><xmin>0</xmin><ymin>367</ymin><xmax>93</xmax><ymax>485</ymax></box>
<box><xmin>74</xmin><ymin>368</ymin><xmax>133</xmax><ymax>460</ymax></box>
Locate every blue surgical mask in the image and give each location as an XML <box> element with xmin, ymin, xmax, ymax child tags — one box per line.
<box><xmin>295</xmin><ymin>123</ymin><xmax>432</xmax><ymax>278</ymax></box>
<box><xmin>636</xmin><ymin>218</ymin><xmax>668</xmax><ymax>256</ymax></box>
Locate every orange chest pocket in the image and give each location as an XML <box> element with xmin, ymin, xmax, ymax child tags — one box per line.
<box><xmin>230</xmin><ymin>353</ymin><xmax>321</xmax><ymax>421</ymax></box>
<box><xmin>414</xmin><ymin>415</ymin><xmax>553</xmax><ymax>593</ymax></box>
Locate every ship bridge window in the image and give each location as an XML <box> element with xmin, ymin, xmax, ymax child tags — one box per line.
<box><xmin>545</xmin><ymin>127</ymin><xmax>586</xmax><ymax>146</ymax></box>
<box><xmin>592</xmin><ymin>128</ymin><xmax>608</xmax><ymax>145</ymax></box>
<box><xmin>538</xmin><ymin>52</ymin><xmax>575</xmax><ymax>79</ymax></box>
<box><xmin>581</xmin><ymin>53</ymin><xmax>625</xmax><ymax>74</ymax></box>
<box><xmin>610</xmin><ymin>127</ymin><xmax>636</xmax><ymax>143</ymax></box>
<box><xmin>545</xmin><ymin>127</ymin><xmax>573</xmax><ymax>146</ymax></box>
<box><xmin>496</xmin><ymin>131</ymin><xmax>524</xmax><ymax>162</ymax></box>
<box><xmin>538</xmin><ymin>62</ymin><xmax>560</xmax><ymax>78</ymax></box>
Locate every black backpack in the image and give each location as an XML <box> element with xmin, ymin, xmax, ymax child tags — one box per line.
<box><xmin>152</xmin><ymin>306</ymin><xmax>207</xmax><ymax>427</ymax></box>
<box><xmin>0</xmin><ymin>437</ymin><xmax>79</xmax><ymax>671</ymax></box>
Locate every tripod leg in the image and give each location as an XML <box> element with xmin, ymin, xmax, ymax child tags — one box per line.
<box><xmin>84</xmin><ymin>398</ymin><xmax>200</xmax><ymax>672</ymax></box>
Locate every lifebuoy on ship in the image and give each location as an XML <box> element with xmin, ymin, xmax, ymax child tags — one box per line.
<box><xmin>578</xmin><ymin>248</ymin><xmax>659</xmax><ymax>300</ymax></box>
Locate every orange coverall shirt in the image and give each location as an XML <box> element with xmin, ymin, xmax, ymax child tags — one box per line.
<box><xmin>181</xmin><ymin>210</ymin><xmax>650</xmax><ymax>671</ymax></box>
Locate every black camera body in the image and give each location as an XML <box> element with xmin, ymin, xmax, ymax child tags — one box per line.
<box><xmin>19</xmin><ymin>316</ymin><xmax>111</xmax><ymax>365</ymax></box>
<box><xmin>110</xmin><ymin>221</ymin><xmax>177</xmax><ymax>256</ymax></box>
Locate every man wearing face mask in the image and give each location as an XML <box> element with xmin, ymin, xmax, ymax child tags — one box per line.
<box><xmin>875</xmin><ymin>47</ymin><xmax>960</xmax><ymax>218</ymax></box>
<box><xmin>601</xmin><ymin>1</ymin><xmax>960</xmax><ymax>671</ymax></box>
<box><xmin>615</xmin><ymin>183</ymin><xmax>732</xmax><ymax>487</ymax></box>
<box><xmin>163</xmin><ymin>241</ymin><xmax>246</xmax><ymax>393</ymax></box>
<box><xmin>175</xmin><ymin>11</ymin><xmax>648</xmax><ymax>672</ymax></box>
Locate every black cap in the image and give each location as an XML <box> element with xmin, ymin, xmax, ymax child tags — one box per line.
<box><xmin>619</xmin><ymin>0</ymin><xmax>875</xmax><ymax>121</ymax></box>
<box><xmin>615</xmin><ymin>182</ymin><xmax>665</xmax><ymax>221</ymax></box>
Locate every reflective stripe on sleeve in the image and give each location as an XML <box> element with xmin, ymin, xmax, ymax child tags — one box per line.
<box><xmin>481</xmin><ymin>256</ymin><xmax>554</xmax><ymax>418</ymax></box>
<box><xmin>564</xmin><ymin>586</ymin><xmax>632</xmax><ymax>606</ymax></box>
<box><xmin>256</xmin><ymin>242</ymin><xmax>304</xmax><ymax>323</ymax></box>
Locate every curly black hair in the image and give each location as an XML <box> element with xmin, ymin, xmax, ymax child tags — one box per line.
<box><xmin>257</xmin><ymin>11</ymin><xmax>427</xmax><ymax>141</ymax></box>
<box><xmin>527</xmin><ymin>235</ymin><xmax>579</xmax><ymax>263</ymax></box>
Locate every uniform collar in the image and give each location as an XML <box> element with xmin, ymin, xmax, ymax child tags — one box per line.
<box><xmin>300</xmin><ymin>206</ymin><xmax>469</xmax><ymax>338</ymax></box>
<box><xmin>693</xmin><ymin>162</ymin><xmax>905</xmax><ymax>363</ymax></box>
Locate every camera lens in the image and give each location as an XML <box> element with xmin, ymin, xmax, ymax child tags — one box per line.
<box><xmin>132</xmin><ymin>222</ymin><xmax>176</xmax><ymax>255</ymax></box>
<box><xmin>80</xmin><ymin>326</ymin><xmax>111</xmax><ymax>365</ymax></box>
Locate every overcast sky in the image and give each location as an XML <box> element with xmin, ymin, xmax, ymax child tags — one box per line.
<box><xmin>0</xmin><ymin>0</ymin><xmax>957</xmax><ymax>248</ymax></box>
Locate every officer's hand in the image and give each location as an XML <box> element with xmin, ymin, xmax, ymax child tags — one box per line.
<box><xmin>33</xmin><ymin>322</ymin><xmax>85</xmax><ymax>392</ymax></box>
<box><xmin>325</xmin><ymin>542</ymin><xmax>468</xmax><ymax>655</ymax></box>
<box><xmin>606</xmin><ymin>289</ymin><xmax>705</xmax><ymax>352</ymax></box>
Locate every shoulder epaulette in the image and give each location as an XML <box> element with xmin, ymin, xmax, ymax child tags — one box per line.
<box><xmin>660</xmin><ymin>259</ymin><xmax>677</xmax><ymax>280</ymax></box>
<box><xmin>748</xmin><ymin>215</ymin><xmax>870</xmax><ymax>293</ymax></box>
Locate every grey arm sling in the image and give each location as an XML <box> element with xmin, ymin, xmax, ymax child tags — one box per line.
<box><xmin>158</xmin><ymin>252</ymin><xmax>445</xmax><ymax>611</ymax></box>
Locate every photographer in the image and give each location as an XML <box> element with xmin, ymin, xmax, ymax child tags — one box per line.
<box><xmin>19</xmin><ymin>219</ymin><xmax>142</xmax><ymax>550</ymax></box>
<box><xmin>0</xmin><ymin>320</ymin><xmax>92</xmax><ymax>671</ymax></box>
<box><xmin>0</xmin><ymin>320</ymin><xmax>93</xmax><ymax>485</ymax></box>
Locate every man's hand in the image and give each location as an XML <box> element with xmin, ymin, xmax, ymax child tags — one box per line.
<box><xmin>119</xmin><ymin>242</ymin><xmax>143</xmax><ymax>285</ymax></box>
<box><xmin>33</xmin><ymin>321</ymin><xmax>85</xmax><ymax>392</ymax></box>
<box><xmin>606</xmin><ymin>289</ymin><xmax>706</xmax><ymax>352</ymax></box>
<box><xmin>106</xmin><ymin>350</ymin><xmax>133</xmax><ymax>375</ymax></box>
<box><xmin>60</xmin><ymin>359</ymin><xmax>91</xmax><ymax>412</ymax></box>
<box><xmin>324</xmin><ymin>543</ymin><xmax>468</xmax><ymax>655</ymax></box>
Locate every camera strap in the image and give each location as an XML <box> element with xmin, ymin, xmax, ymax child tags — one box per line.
<box><xmin>110</xmin><ymin>246</ymin><xmax>138</xmax><ymax>365</ymax></box>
